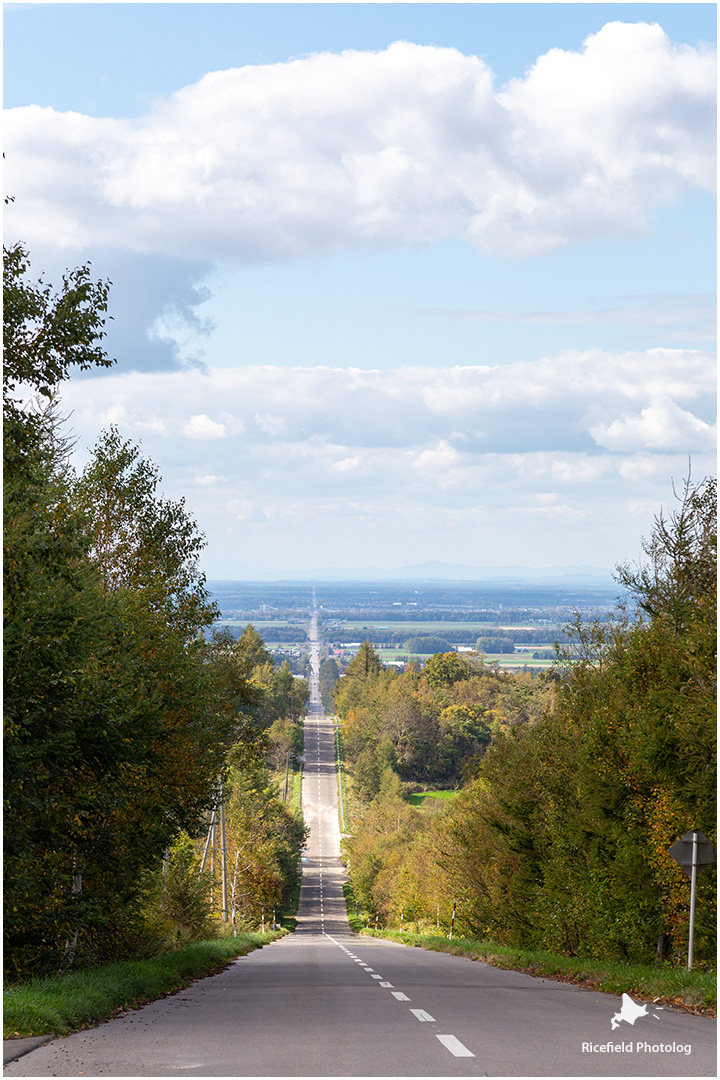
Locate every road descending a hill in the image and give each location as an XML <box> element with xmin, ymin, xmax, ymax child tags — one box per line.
<box><xmin>6</xmin><ymin>610</ymin><xmax>716</xmax><ymax>1077</ymax></box>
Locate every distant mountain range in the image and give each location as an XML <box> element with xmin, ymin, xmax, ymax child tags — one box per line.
<box><xmin>212</xmin><ymin>561</ymin><xmax>616</xmax><ymax>585</ymax></box>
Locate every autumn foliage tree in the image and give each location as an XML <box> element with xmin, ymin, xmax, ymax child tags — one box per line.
<box><xmin>341</xmin><ymin>481</ymin><xmax>715</xmax><ymax>964</ymax></box>
<box><xmin>348</xmin><ymin>479</ymin><xmax>716</xmax><ymax>964</ymax></box>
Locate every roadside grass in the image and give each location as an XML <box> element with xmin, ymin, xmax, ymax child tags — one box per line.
<box><xmin>359</xmin><ymin>929</ymin><xmax>716</xmax><ymax>1015</ymax></box>
<box><xmin>3</xmin><ymin>932</ymin><xmax>285</xmax><ymax>1038</ymax></box>
<box><xmin>290</xmin><ymin>768</ymin><xmax>303</xmax><ymax>818</ymax></box>
<box><xmin>407</xmin><ymin>790</ymin><xmax>459</xmax><ymax>809</ymax></box>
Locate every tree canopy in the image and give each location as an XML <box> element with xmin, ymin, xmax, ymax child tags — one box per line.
<box><xmin>342</xmin><ymin>478</ymin><xmax>716</xmax><ymax>964</ymax></box>
<box><xmin>4</xmin><ymin>244</ymin><xmax>251</xmax><ymax>974</ymax></box>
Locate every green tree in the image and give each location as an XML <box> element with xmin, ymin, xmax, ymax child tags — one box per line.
<box><xmin>422</xmin><ymin>651</ymin><xmax>479</xmax><ymax>690</ymax></box>
<box><xmin>3</xmin><ymin>243</ymin><xmax>112</xmax><ymax>476</ymax></box>
<box><xmin>319</xmin><ymin>657</ymin><xmax>340</xmax><ymax>712</ymax></box>
<box><xmin>3</xmin><ymin>245</ymin><xmax>242</xmax><ymax>974</ymax></box>
<box><xmin>344</xmin><ymin>640</ymin><xmax>384</xmax><ymax>681</ymax></box>
<box><xmin>4</xmin><ymin>245</ymin><xmax>122</xmax><ymax>974</ymax></box>
<box><xmin>234</xmin><ymin>624</ymin><xmax>274</xmax><ymax>673</ymax></box>
<box><xmin>219</xmin><ymin>761</ymin><xmax>307</xmax><ymax>928</ymax></box>
<box><xmin>142</xmin><ymin>832</ymin><xmax>216</xmax><ymax>949</ymax></box>
<box><xmin>405</xmin><ymin>635</ymin><xmax>453</xmax><ymax>654</ymax></box>
<box><xmin>437</xmin><ymin>478</ymin><xmax>716</xmax><ymax>963</ymax></box>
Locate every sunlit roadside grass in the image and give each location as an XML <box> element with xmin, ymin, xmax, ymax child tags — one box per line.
<box><xmin>407</xmin><ymin>789</ymin><xmax>459</xmax><ymax>809</ymax></box>
<box><xmin>359</xmin><ymin>929</ymin><xmax>716</xmax><ymax>1015</ymax></box>
<box><xmin>4</xmin><ymin>932</ymin><xmax>285</xmax><ymax>1038</ymax></box>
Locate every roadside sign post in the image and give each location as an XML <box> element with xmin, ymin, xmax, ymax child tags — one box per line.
<box><xmin>667</xmin><ymin>829</ymin><xmax>716</xmax><ymax>969</ymax></box>
<box><xmin>688</xmin><ymin>833</ymin><xmax>698</xmax><ymax>971</ymax></box>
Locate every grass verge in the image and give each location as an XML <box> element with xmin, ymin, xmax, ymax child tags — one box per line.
<box><xmin>290</xmin><ymin>768</ymin><xmax>303</xmax><ymax>819</ymax></box>
<box><xmin>359</xmin><ymin>929</ymin><xmax>716</xmax><ymax>1017</ymax></box>
<box><xmin>4</xmin><ymin>931</ymin><xmax>285</xmax><ymax>1038</ymax></box>
<box><xmin>407</xmin><ymin>789</ymin><xmax>459</xmax><ymax>809</ymax></box>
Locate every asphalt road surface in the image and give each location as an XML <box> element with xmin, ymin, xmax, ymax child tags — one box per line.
<box><xmin>7</xmin><ymin>614</ymin><xmax>716</xmax><ymax>1077</ymax></box>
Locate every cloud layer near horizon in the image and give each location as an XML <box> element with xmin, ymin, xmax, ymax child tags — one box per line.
<box><xmin>50</xmin><ymin>347</ymin><xmax>715</xmax><ymax>572</ymax></box>
<box><xmin>5</xmin><ymin>22</ymin><xmax>715</xmax><ymax>263</ymax></box>
<box><xmin>59</xmin><ymin>347</ymin><xmax>715</xmax><ymax>457</ymax></box>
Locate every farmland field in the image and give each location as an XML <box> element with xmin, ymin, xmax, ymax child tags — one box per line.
<box><xmin>207</xmin><ymin>579</ymin><xmax>617</xmax><ymax>674</ymax></box>
<box><xmin>328</xmin><ymin>645</ymin><xmax>557</xmax><ymax>671</ymax></box>
<box><xmin>334</xmin><ymin>620</ymin><xmax>542</xmax><ymax>633</ymax></box>
<box><xmin>218</xmin><ymin>620</ymin><xmax>305</xmax><ymax>629</ymax></box>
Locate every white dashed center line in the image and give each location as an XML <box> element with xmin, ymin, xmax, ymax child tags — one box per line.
<box><xmin>436</xmin><ymin>1034</ymin><xmax>475</xmax><ymax>1057</ymax></box>
<box><xmin>410</xmin><ymin>1009</ymin><xmax>436</xmax><ymax>1023</ymax></box>
<box><xmin>328</xmin><ymin>927</ymin><xmax>476</xmax><ymax>1061</ymax></box>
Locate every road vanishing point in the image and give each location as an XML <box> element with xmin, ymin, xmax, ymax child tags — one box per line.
<box><xmin>6</xmin><ymin>613</ymin><xmax>716</xmax><ymax>1077</ymax></box>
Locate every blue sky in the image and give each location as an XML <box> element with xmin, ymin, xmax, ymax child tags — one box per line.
<box><xmin>4</xmin><ymin>3</ymin><xmax>716</xmax><ymax>578</ymax></box>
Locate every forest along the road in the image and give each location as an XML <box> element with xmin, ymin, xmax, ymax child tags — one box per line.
<box><xmin>5</xmin><ymin>613</ymin><xmax>716</xmax><ymax>1077</ymax></box>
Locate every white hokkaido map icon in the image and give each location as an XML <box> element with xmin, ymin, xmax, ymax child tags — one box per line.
<box><xmin>611</xmin><ymin>993</ymin><xmax>663</xmax><ymax>1030</ymax></box>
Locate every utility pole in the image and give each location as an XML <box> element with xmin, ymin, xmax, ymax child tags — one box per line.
<box><xmin>220</xmin><ymin>782</ymin><xmax>228</xmax><ymax>922</ymax></box>
<box><xmin>199</xmin><ymin>810</ymin><xmax>216</xmax><ymax>874</ymax></box>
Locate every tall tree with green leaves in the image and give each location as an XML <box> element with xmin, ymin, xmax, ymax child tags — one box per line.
<box><xmin>433</xmin><ymin>477</ymin><xmax>716</xmax><ymax>962</ymax></box>
<box><xmin>4</xmin><ymin>244</ymin><xmax>119</xmax><ymax>974</ymax></box>
<box><xmin>3</xmin><ymin>244</ymin><xmax>241</xmax><ymax>974</ymax></box>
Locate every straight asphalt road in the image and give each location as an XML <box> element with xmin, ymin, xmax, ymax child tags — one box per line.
<box><xmin>6</xmin><ymin>611</ymin><xmax>716</xmax><ymax>1077</ymax></box>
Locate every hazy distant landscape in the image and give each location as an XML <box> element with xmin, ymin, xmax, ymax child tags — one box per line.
<box><xmin>208</xmin><ymin>576</ymin><xmax>622</xmax><ymax>672</ymax></box>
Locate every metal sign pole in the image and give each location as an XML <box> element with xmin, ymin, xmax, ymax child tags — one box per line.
<box><xmin>688</xmin><ymin>831</ymin><xmax>698</xmax><ymax>970</ymax></box>
<box><xmin>667</xmin><ymin>828</ymin><xmax>715</xmax><ymax>970</ymax></box>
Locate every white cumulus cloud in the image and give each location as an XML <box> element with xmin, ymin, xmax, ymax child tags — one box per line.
<box><xmin>590</xmin><ymin>395</ymin><xmax>716</xmax><ymax>451</ymax></box>
<box><xmin>4</xmin><ymin>25</ymin><xmax>715</xmax><ymax>262</ymax></box>
<box><xmin>183</xmin><ymin>413</ymin><xmax>227</xmax><ymax>440</ymax></box>
<box><xmin>61</xmin><ymin>348</ymin><xmax>714</xmax><ymax>462</ymax></box>
<box><xmin>52</xmin><ymin>351</ymin><xmax>716</xmax><ymax>574</ymax></box>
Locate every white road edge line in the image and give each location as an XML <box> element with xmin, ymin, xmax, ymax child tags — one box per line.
<box><xmin>436</xmin><ymin>1035</ymin><xmax>475</xmax><ymax>1058</ymax></box>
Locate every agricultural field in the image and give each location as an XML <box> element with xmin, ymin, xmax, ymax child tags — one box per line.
<box><xmin>207</xmin><ymin>579</ymin><xmax>617</xmax><ymax>673</ymax></box>
<box><xmin>329</xmin><ymin>644</ymin><xmax>557</xmax><ymax>672</ymax></box>
<box><xmin>324</xmin><ymin>614</ymin><xmax>567</xmax><ymax>671</ymax></box>
<box><xmin>338</xmin><ymin>620</ymin><xmax>506</xmax><ymax>633</ymax></box>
